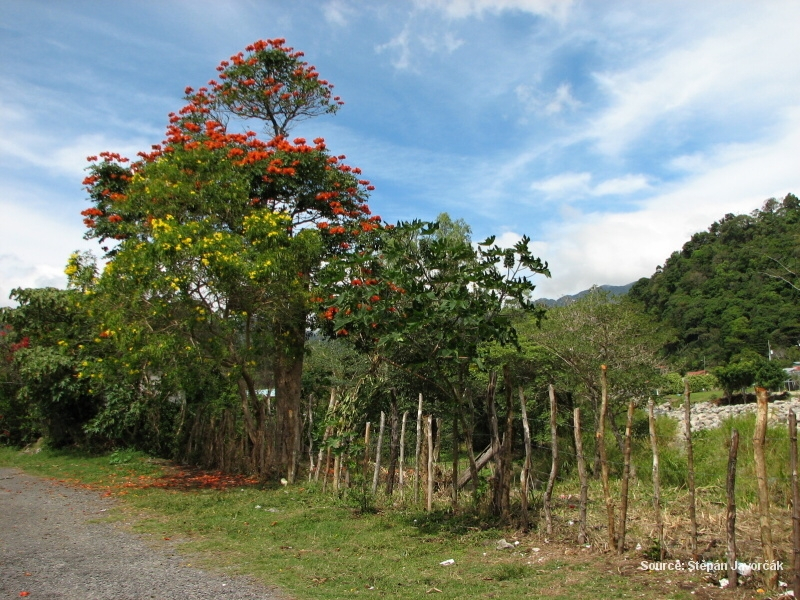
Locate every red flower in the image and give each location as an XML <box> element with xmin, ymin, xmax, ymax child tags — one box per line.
<box><xmin>370</xmin><ymin>295</ymin><xmax>381</xmax><ymax>303</ymax></box>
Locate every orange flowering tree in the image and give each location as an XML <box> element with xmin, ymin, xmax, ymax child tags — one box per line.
<box><xmin>81</xmin><ymin>39</ymin><xmax>381</xmax><ymax>479</ymax></box>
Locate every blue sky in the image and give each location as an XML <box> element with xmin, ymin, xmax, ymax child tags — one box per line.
<box><xmin>2</xmin><ymin>0</ymin><xmax>799</xmax><ymax>305</ymax></box>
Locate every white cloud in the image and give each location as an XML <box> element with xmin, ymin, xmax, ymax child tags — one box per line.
<box><xmin>377</xmin><ymin>24</ymin><xmax>463</xmax><ymax>71</ymax></box>
<box><xmin>0</xmin><ymin>92</ymin><xmax>154</xmax><ymax>180</ymax></box>
<box><xmin>530</xmin><ymin>172</ymin><xmax>649</xmax><ymax>198</ymax></box>
<box><xmin>493</xmin><ymin>231</ymin><xmax>523</xmax><ymax>248</ymax></box>
<box><xmin>531</xmin><ymin>172</ymin><xmax>591</xmax><ymax>196</ymax></box>
<box><xmin>585</xmin><ymin>6</ymin><xmax>800</xmax><ymax>156</ymax></box>
<box><xmin>0</xmin><ymin>193</ymin><xmax>97</xmax><ymax>307</ymax></box>
<box><xmin>532</xmin><ymin>107</ymin><xmax>800</xmax><ymax>299</ymax></box>
<box><xmin>592</xmin><ymin>174</ymin><xmax>650</xmax><ymax>196</ymax></box>
<box><xmin>415</xmin><ymin>0</ymin><xmax>575</xmax><ymax>21</ymax></box>
<box><xmin>420</xmin><ymin>31</ymin><xmax>464</xmax><ymax>54</ymax></box>
<box><xmin>516</xmin><ymin>82</ymin><xmax>580</xmax><ymax>116</ymax></box>
<box><xmin>323</xmin><ymin>1</ymin><xmax>350</xmax><ymax>27</ymax></box>
<box><xmin>544</xmin><ymin>83</ymin><xmax>580</xmax><ymax>115</ymax></box>
<box><xmin>376</xmin><ymin>27</ymin><xmax>414</xmax><ymax>71</ymax></box>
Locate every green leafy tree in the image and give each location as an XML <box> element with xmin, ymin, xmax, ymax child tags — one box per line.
<box><xmin>0</xmin><ymin>285</ymin><xmax>100</xmax><ymax>447</ymax></box>
<box><xmin>319</xmin><ymin>218</ymin><xmax>549</xmax><ymax>514</ymax></box>
<box><xmin>526</xmin><ymin>288</ymin><xmax>663</xmax><ymax>455</ymax></box>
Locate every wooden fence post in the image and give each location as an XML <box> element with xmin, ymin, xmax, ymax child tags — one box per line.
<box><xmin>399</xmin><ymin>411</ymin><xmax>408</xmax><ymax>498</ymax></box>
<box><xmin>414</xmin><ymin>393</ymin><xmax>423</xmax><ymax>504</ymax></box>
<box><xmin>599</xmin><ymin>364</ymin><xmax>616</xmax><ymax>549</ymax></box>
<box><xmin>753</xmin><ymin>387</ymin><xmax>778</xmax><ymax>589</ymax></box>
<box><xmin>386</xmin><ymin>393</ymin><xmax>400</xmax><ymax>495</ymax></box>
<box><xmin>648</xmin><ymin>399</ymin><xmax>664</xmax><ymax>560</ymax></box>
<box><xmin>307</xmin><ymin>394</ymin><xmax>315</xmax><ymax>481</ymax></box>
<box><xmin>363</xmin><ymin>421</ymin><xmax>371</xmax><ymax>480</ymax></box>
<box><xmin>684</xmin><ymin>378</ymin><xmax>698</xmax><ymax>559</ymax></box>
<box><xmin>426</xmin><ymin>414</ymin><xmax>434</xmax><ymax>512</ymax></box>
<box><xmin>372</xmin><ymin>411</ymin><xmax>385</xmax><ymax>494</ymax></box>
<box><xmin>574</xmin><ymin>407</ymin><xmax>588</xmax><ymax>545</ymax></box>
<box><xmin>789</xmin><ymin>410</ymin><xmax>800</xmax><ymax>600</ymax></box>
<box><xmin>451</xmin><ymin>411</ymin><xmax>459</xmax><ymax>508</ymax></box>
<box><xmin>617</xmin><ymin>398</ymin><xmax>635</xmax><ymax>553</ymax></box>
<box><xmin>726</xmin><ymin>429</ymin><xmax>739</xmax><ymax>588</ymax></box>
<box><xmin>544</xmin><ymin>384</ymin><xmax>558</xmax><ymax>536</ymax></box>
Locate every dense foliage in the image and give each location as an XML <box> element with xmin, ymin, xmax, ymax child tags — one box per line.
<box><xmin>629</xmin><ymin>194</ymin><xmax>800</xmax><ymax>370</ymax></box>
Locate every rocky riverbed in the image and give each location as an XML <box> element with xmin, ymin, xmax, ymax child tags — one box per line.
<box><xmin>652</xmin><ymin>392</ymin><xmax>800</xmax><ymax>431</ymax></box>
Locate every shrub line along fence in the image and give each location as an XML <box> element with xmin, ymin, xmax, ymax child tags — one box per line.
<box><xmin>306</xmin><ymin>366</ymin><xmax>799</xmax><ymax>593</ymax></box>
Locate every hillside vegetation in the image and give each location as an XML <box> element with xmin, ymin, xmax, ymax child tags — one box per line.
<box><xmin>629</xmin><ymin>193</ymin><xmax>800</xmax><ymax>370</ymax></box>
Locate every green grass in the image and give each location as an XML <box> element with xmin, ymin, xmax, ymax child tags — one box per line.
<box><xmin>0</xmin><ymin>446</ymin><xmax>707</xmax><ymax>599</ymax></box>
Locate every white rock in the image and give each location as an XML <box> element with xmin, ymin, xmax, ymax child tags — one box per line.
<box><xmin>719</xmin><ymin>578</ymin><xmax>729</xmax><ymax>588</ymax></box>
<box><xmin>439</xmin><ymin>559</ymin><xmax>455</xmax><ymax>566</ymax></box>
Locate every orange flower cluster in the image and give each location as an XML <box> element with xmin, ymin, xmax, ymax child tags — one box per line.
<box><xmin>83</xmin><ymin>39</ymin><xmax>380</xmax><ymax>242</ymax></box>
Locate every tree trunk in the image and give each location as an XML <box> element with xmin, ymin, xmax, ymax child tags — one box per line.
<box><xmin>726</xmin><ymin>429</ymin><xmax>739</xmax><ymax>588</ymax></box>
<box><xmin>519</xmin><ymin>387</ymin><xmax>533</xmax><ymax>531</ymax></box>
<box><xmin>500</xmin><ymin>365</ymin><xmax>514</xmax><ymax>522</ymax></box>
<box><xmin>487</xmin><ymin>371</ymin><xmax>503</xmax><ymax>515</ymax></box>
<box><xmin>333</xmin><ymin>452</ymin><xmax>341</xmax><ymax>492</ymax></box>
<box><xmin>433</xmin><ymin>417</ymin><xmax>442</xmax><ymax>463</ymax></box>
<box><xmin>457</xmin><ymin>444</ymin><xmax>496</xmax><ymax>489</ymax></box>
<box><xmin>315</xmin><ymin>387</ymin><xmax>337</xmax><ymax>481</ymax></box>
<box><xmin>754</xmin><ymin>387</ymin><xmax>778</xmax><ymax>589</ymax></box>
<box><xmin>273</xmin><ymin>318</ymin><xmax>305</xmax><ymax>482</ymax></box>
<box><xmin>457</xmin><ymin>385</ymin><xmax>480</xmax><ymax>498</ymax></box>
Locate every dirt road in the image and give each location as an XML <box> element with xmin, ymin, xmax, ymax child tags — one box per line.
<box><xmin>0</xmin><ymin>468</ymin><xmax>281</xmax><ymax>599</ymax></box>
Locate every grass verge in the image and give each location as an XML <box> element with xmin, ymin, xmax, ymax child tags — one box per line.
<box><xmin>0</xmin><ymin>443</ymin><xmax>768</xmax><ymax>600</ymax></box>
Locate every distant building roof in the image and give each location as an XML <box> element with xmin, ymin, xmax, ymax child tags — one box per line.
<box><xmin>686</xmin><ymin>370</ymin><xmax>709</xmax><ymax>376</ymax></box>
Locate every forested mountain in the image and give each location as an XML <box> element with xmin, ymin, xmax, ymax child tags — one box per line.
<box><xmin>629</xmin><ymin>193</ymin><xmax>800</xmax><ymax>370</ymax></box>
<box><xmin>536</xmin><ymin>282</ymin><xmax>635</xmax><ymax>307</ymax></box>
